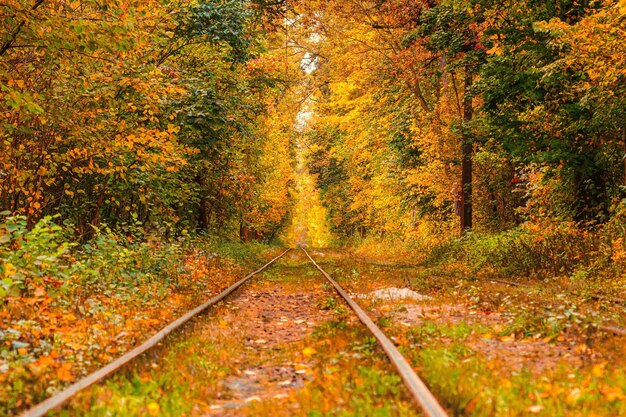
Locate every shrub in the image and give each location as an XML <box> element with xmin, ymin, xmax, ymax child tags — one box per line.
<box><xmin>0</xmin><ymin>213</ymin><xmax>74</xmax><ymax>297</ymax></box>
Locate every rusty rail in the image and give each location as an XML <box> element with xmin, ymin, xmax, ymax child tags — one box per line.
<box><xmin>598</xmin><ymin>324</ymin><xmax>626</xmax><ymax>337</ymax></box>
<box><xmin>21</xmin><ymin>249</ymin><xmax>291</xmax><ymax>417</ymax></box>
<box><xmin>301</xmin><ymin>247</ymin><xmax>449</xmax><ymax>417</ymax></box>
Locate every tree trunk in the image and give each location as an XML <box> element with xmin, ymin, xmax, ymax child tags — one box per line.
<box><xmin>239</xmin><ymin>222</ymin><xmax>247</xmax><ymax>242</ymax></box>
<box><xmin>240</xmin><ymin>223</ymin><xmax>260</xmax><ymax>242</ymax></box>
<box><xmin>623</xmin><ymin>128</ymin><xmax>626</xmax><ymax>187</ymax></box>
<box><xmin>460</xmin><ymin>68</ymin><xmax>473</xmax><ymax>235</ymax></box>
<box><xmin>196</xmin><ymin>174</ymin><xmax>210</xmax><ymax>231</ymax></box>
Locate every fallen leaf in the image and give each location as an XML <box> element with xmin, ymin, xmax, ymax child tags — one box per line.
<box><xmin>63</xmin><ymin>313</ymin><xmax>77</xmax><ymax>322</ymax></box>
<box><xmin>592</xmin><ymin>362</ymin><xmax>607</xmax><ymax>378</ymax></box>
<box><xmin>57</xmin><ymin>363</ymin><xmax>74</xmax><ymax>382</ymax></box>
<box><xmin>500</xmin><ymin>334</ymin><xmax>515</xmax><ymax>342</ymax></box>
<box><xmin>38</xmin><ymin>356</ymin><xmax>54</xmax><ymax>367</ymax></box>
<box><xmin>146</xmin><ymin>402</ymin><xmax>160</xmax><ymax>415</ymax></box>
<box><xmin>465</xmin><ymin>396</ymin><xmax>479</xmax><ymax>412</ymax></box>
<box><xmin>600</xmin><ymin>385</ymin><xmax>626</xmax><ymax>401</ymax></box>
<box><xmin>568</xmin><ymin>388</ymin><xmax>581</xmax><ymax>403</ymax></box>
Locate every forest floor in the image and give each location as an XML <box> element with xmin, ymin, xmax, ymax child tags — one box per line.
<box><xmin>6</xmin><ymin>246</ymin><xmax>626</xmax><ymax>416</ymax></box>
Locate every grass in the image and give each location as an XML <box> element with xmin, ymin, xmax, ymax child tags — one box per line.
<box><xmin>415</xmin><ymin>342</ymin><xmax>626</xmax><ymax>416</ymax></box>
<box><xmin>395</xmin><ymin>319</ymin><xmax>626</xmax><ymax>417</ymax></box>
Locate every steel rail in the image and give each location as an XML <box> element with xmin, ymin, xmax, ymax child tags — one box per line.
<box><xmin>301</xmin><ymin>247</ymin><xmax>449</xmax><ymax>417</ymax></box>
<box><xmin>21</xmin><ymin>248</ymin><xmax>291</xmax><ymax>417</ymax></box>
<box><xmin>598</xmin><ymin>324</ymin><xmax>626</xmax><ymax>337</ymax></box>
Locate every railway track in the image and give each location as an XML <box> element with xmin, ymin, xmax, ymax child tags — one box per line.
<box><xmin>21</xmin><ymin>248</ymin><xmax>448</xmax><ymax>417</ymax></box>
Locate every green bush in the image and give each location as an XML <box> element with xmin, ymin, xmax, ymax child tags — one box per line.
<box><xmin>0</xmin><ymin>213</ymin><xmax>191</xmax><ymax>298</ymax></box>
<box><xmin>0</xmin><ymin>213</ymin><xmax>74</xmax><ymax>297</ymax></box>
<box><xmin>460</xmin><ymin>225</ymin><xmax>599</xmax><ymax>277</ymax></box>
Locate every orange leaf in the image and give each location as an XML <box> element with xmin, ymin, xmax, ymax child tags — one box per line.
<box><xmin>57</xmin><ymin>363</ymin><xmax>74</xmax><ymax>382</ymax></box>
<box><xmin>39</xmin><ymin>356</ymin><xmax>55</xmax><ymax>367</ymax></box>
<box><xmin>600</xmin><ymin>385</ymin><xmax>626</xmax><ymax>401</ymax></box>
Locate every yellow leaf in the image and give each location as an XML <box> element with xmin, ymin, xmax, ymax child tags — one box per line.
<box><xmin>146</xmin><ymin>402</ymin><xmax>160</xmax><ymax>415</ymax></box>
<box><xmin>63</xmin><ymin>313</ymin><xmax>77</xmax><ymax>322</ymax></box>
<box><xmin>3</xmin><ymin>262</ymin><xmax>16</xmax><ymax>277</ymax></box>
<box><xmin>592</xmin><ymin>362</ymin><xmax>607</xmax><ymax>378</ymax></box>
<box><xmin>302</xmin><ymin>347</ymin><xmax>317</xmax><ymax>357</ymax></box>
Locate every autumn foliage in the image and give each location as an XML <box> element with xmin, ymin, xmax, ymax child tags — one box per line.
<box><xmin>1</xmin><ymin>0</ymin><xmax>294</xmax><ymax>236</ymax></box>
<box><xmin>2</xmin><ymin>0</ymin><xmax>626</xmax><ymax>414</ymax></box>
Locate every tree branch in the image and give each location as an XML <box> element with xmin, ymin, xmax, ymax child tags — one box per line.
<box><xmin>0</xmin><ymin>0</ymin><xmax>46</xmax><ymax>58</ymax></box>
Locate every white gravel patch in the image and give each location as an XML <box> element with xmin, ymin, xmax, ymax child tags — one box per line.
<box><xmin>361</xmin><ymin>287</ymin><xmax>431</xmax><ymax>302</ymax></box>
